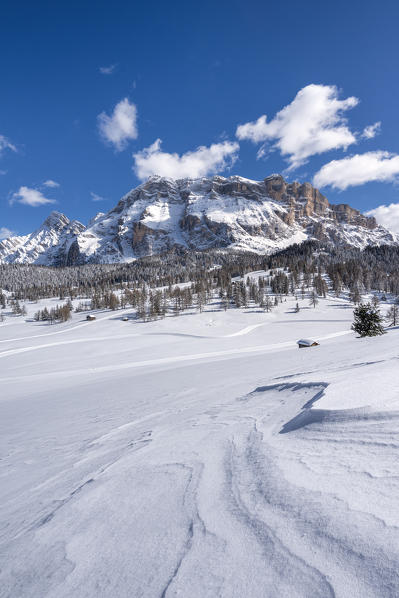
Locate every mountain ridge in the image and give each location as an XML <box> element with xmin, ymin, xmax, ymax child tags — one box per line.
<box><xmin>1</xmin><ymin>174</ymin><xmax>397</xmax><ymax>265</ymax></box>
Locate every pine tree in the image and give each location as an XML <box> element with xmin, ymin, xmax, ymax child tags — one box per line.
<box><xmin>264</xmin><ymin>295</ymin><xmax>273</xmax><ymax>312</ymax></box>
<box><xmin>371</xmin><ymin>295</ymin><xmax>380</xmax><ymax>308</ymax></box>
<box><xmin>136</xmin><ymin>292</ymin><xmax>146</xmax><ymax>320</ymax></box>
<box><xmin>108</xmin><ymin>292</ymin><xmax>120</xmax><ymax>311</ymax></box>
<box><xmin>386</xmin><ymin>304</ymin><xmax>399</xmax><ymax>327</ymax></box>
<box><xmin>221</xmin><ymin>294</ymin><xmax>229</xmax><ymax>311</ymax></box>
<box><xmin>332</xmin><ymin>274</ymin><xmax>342</xmax><ymax>297</ymax></box>
<box><xmin>309</xmin><ymin>290</ymin><xmax>319</xmax><ymax>308</ymax></box>
<box><xmin>352</xmin><ymin>303</ymin><xmax>385</xmax><ymax>337</ymax></box>
<box><xmin>12</xmin><ymin>300</ymin><xmax>22</xmax><ymax>315</ymax></box>
<box><xmin>349</xmin><ymin>287</ymin><xmax>361</xmax><ymax>304</ymax></box>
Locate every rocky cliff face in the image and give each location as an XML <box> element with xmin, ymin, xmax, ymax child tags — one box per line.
<box><xmin>263</xmin><ymin>175</ymin><xmax>377</xmax><ymax>229</ymax></box>
<box><xmin>0</xmin><ymin>175</ymin><xmax>396</xmax><ymax>265</ymax></box>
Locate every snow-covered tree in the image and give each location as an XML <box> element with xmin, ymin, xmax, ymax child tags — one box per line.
<box><xmin>386</xmin><ymin>304</ymin><xmax>399</xmax><ymax>327</ymax></box>
<box><xmin>352</xmin><ymin>303</ymin><xmax>385</xmax><ymax>337</ymax></box>
<box><xmin>309</xmin><ymin>290</ymin><xmax>319</xmax><ymax>309</ymax></box>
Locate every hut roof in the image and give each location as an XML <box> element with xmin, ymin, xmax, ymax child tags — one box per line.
<box><xmin>297</xmin><ymin>338</ymin><xmax>319</xmax><ymax>346</ymax></box>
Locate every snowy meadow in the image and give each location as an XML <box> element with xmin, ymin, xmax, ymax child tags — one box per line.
<box><xmin>1</xmin><ymin>273</ymin><xmax>399</xmax><ymax>597</ymax></box>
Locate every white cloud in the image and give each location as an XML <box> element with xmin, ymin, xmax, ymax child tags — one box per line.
<box><xmin>313</xmin><ymin>151</ymin><xmax>399</xmax><ymax>190</ymax></box>
<box><xmin>91</xmin><ymin>191</ymin><xmax>107</xmax><ymax>202</ymax></box>
<box><xmin>43</xmin><ymin>179</ymin><xmax>60</xmax><ymax>188</ymax></box>
<box><xmin>0</xmin><ymin>227</ymin><xmax>14</xmax><ymax>240</ymax></box>
<box><xmin>98</xmin><ymin>98</ymin><xmax>138</xmax><ymax>151</ymax></box>
<box><xmin>99</xmin><ymin>64</ymin><xmax>117</xmax><ymax>75</ymax></box>
<box><xmin>236</xmin><ymin>84</ymin><xmax>360</xmax><ymax>170</ymax></box>
<box><xmin>133</xmin><ymin>139</ymin><xmax>239</xmax><ymax>181</ymax></box>
<box><xmin>365</xmin><ymin>203</ymin><xmax>399</xmax><ymax>233</ymax></box>
<box><xmin>362</xmin><ymin>121</ymin><xmax>381</xmax><ymax>139</ymax></box>
<box><xmin>0</xmin><ymin>134</ymin><xmax>16</xmax><ymax>156</ymax></box>
<box><xmin>10</xmin><ymin>186</ymin><xmax>56</xmax><ymax>207</ymax></box>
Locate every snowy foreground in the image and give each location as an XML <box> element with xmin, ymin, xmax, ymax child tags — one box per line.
<box><xmin>1</xmin><ymin>294</ymin><xmax>399</xmax><ymax>597</ymax></box>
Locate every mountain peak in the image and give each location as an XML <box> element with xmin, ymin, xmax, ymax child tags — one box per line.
<box><xmin>1</xmin><ymin>173</ymin><xmax>397</xmax><ymax>265</ymax></box>
<box><xmin>88</xmin><ymin>212</ymin><xmax>106</xmax><ymax>227</ymax></box>
<box><xmin>41</xmin><ymin>211</ymin><xmax>70</xmax><ymax>231</ymax></box>
<box><xmin>264</xmin><ymin>173</ymin><xmax>284</xmax><ymax>181</ymax></box>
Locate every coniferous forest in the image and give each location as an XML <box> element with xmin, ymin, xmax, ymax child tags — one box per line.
<box><xmin>1</xmin><ymin>242</ymin><xmax>399</xmax><ymax>323</ymax></box>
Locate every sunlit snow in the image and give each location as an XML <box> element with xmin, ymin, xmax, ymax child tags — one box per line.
<box><xmin>1</xmin><ymin>291</ymin><xmax>399</xmax><ymax>596</ymax></box>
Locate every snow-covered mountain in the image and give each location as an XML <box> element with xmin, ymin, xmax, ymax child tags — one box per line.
<box><xmin>1</xmin><ymin>174</ymin><xmax>397</xmax><ymax>265</ymax></box>
<box><xmin>0</xmin><ymin>211</ymin><xmax>85</xmax><ymax>266</ymax></box>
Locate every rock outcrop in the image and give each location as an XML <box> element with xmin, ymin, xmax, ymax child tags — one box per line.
<box><xmin>0</xmin><ymin>175</ymin><xmax>396</xmax><ymax>265</ymax></box>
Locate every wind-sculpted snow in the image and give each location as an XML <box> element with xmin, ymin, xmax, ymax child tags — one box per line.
<box><xmin>1</xmin><ymin>297</ymin><xmax>399</xmax><ymax>596</ymax></box>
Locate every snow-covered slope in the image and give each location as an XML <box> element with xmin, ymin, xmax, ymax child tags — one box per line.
<box><xmin>0</xmin><ymin>211</ymin><xmax>85</xmax><ymax>265</ymax></box>
<box><xmin>1</xmin><ymin>174</ymin><xmax>397</xmax><ymax>264</ymax></box>
<box><xmin>1</xmin><ymin>294</ymin><xmax>399</xmax><ymax>596</ymax></box>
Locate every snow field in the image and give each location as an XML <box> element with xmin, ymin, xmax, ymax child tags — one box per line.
<box><xmin>1</xmin><ymin>290</ymin><xmax>399</xmax><ymax>597</ymax></box>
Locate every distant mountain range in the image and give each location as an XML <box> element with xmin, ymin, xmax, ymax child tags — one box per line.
<box><xmin>1</xmin><ymin>174</ymin><xmax>397</xmax><ymax>265</ymax></box>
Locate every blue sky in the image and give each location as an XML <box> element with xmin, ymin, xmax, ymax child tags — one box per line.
<box><xmin>2</xmin><ymin>0</ymin><xmax>399</xmax><ymax>237</ymax></box>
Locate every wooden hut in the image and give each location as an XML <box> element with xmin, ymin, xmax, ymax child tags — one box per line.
<box><xmin>297</xmin><ymin>338</ymin><xmax>319</xmax><ymax>348</ymax></box>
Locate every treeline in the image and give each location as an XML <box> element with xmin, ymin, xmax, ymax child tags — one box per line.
<box><xmin>33</xmin><ymin>301</ymin><xmax>73</xmax><ymax>323</ymax></box>
<box><xmin>1</xmin><ymin>243</ymin><xmax>399</xmax><ymax>314</ymax></box>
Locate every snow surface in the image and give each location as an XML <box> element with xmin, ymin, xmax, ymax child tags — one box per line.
<box><xmin>1</xmin><ymin>293</ymin><xmax>399</xmax><ymax>597</ymax></box>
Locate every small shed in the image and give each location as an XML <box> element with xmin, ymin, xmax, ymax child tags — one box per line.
<box><xmin>86</xmin><ymin>314</ymin><xmax>96</xmax><ymax>321</ymax></box>
<box><xmin>297</xmin><ymin>338</ymin><xmax>319</xmax><ymax>349</ymax></box>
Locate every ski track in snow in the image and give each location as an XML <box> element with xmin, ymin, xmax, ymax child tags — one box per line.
<box><xmin>0</xmin><ymin>330</ymin><xmax>352</xmax><ymax>381</ymax></box>
<box><xmin>1</xmin><ymin>297</ymin><xmax>399</xmax><ymax>597</ymax></box>
<box><xmin>0</xmin><ymin>310</ymin><xmax>120</xmax><ymax>344</ymax></box>
<box><xmin>0</xmin><ymin>316</ymin><xmax>262</xmax><ymax>347</ymax></box>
